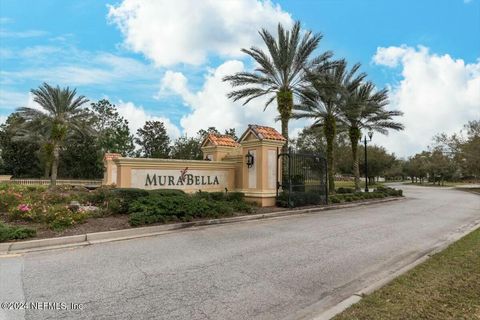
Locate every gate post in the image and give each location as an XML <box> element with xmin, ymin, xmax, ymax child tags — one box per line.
<box><xmin>238</xmin><ymin>125</ymin><xmax>286</xmax><ymax>206</ymax></box>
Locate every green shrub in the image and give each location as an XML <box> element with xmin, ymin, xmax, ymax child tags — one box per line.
<box><xmin>374</xmin><ymin>186</ymin><xmax>403</xmax><ymax>197</ymax></box>
<box><xmin>329</xmin><ymin>196</ymin><xmax>341</xmax><ymax>204</ymax></box>
<box><xmin>337</xmin><ymin>187</ymin><xmax>355</xmax><ymax>194</ymax></box>
<box><xmin>195</xmin><ymin>191</ymin><xmax>245</xmax><ymax>202</ymax></box>
<box><xmin>0</xmin><ymin>189</ymin><xmax>23</xmax><ymax>212</ymax></box>
<box><xmin>109</xmin><ymin>188</ymin><xmax>149</xmax><ymax>214</ymax></box>
<box><xmin>0</xmin><ymin>222</ymin><xmax>36</xmax><ymax>242</ymax></box>
<box><xmin>148</xmin><ymin>189</ymin><xmax>186</xmax><ymax>196</ymax></box>
<box><xmin>128</xmin><ymin>191</ymin><xmax>250</xmax><ymax>226</ymax></box>
<box><xmin>83</xmin><ymin>186</ymin><xmax>114</xmax><ymax>205</ymax></box>
<box><xmin>276</xmin><ymin>191</ymin><xmax>324</xmax><ymax>207</ymax></box>
<box><xmin>45</xmin><ymin>205</ymin><xmax>90</xmax><ymax>231</ymax></box>
<box><xmin>226</xmin><ymin>192</ymin><xmax>245</xmax><ymax>202</ymax></box>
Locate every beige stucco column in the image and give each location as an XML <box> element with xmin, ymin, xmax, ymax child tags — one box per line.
<box><xmin>238</xmin><ymin>125</ymin><xmax>286</xmax><ymax>206</ymax></box>
<box><xmin>103</xmin><ymin>153</ymin><xmax>121</xmax><ymax>185</ymax></box>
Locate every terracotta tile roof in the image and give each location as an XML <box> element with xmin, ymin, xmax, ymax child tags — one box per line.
<box><xmin>249</xmin><ymin>125</ymin><xmax>286</xmax><ymax>141</ymax></box>
<box><xmin>104</xmin><ymin>153</ymin><xmax>122</xmax><ymax>160</ymax></box>
<box><xmin>205</xmin><ymin>133</ymin><xmax>240</xmax><ymax>147</ymax></box>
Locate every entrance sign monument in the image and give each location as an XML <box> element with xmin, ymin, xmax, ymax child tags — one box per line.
<box><xmin>103</xmin><ymin>125</ymin><xmax>286</xmax><ymax>206</ymax></box>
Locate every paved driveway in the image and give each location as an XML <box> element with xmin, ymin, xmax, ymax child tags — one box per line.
<box><xmin>1</xmin><ymin>185</ymin><xmax>479</xmax><ymax>320</ymax></box>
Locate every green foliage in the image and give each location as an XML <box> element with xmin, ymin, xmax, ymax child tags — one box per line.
<box><xmin>16</xmin><ymin>83</ymin><xmax>91</xmax><ymax>186</ymax></box>
<box><xmin>277</xmin><ymin>185</ymin><xmax>403</xmax><ymax>207</ymax></box>
<box><xmin>0</xmin><ymin>222</ymin><xmax>36</xmax><ymax>242</ymax></box>
<box><xmin>329</xmin><ymin>195</ymin><xmax>341</xmax><ymax>203</ymax></box>
<box><xmin>135</xmin><ymin>120</ymin><xmax>171</xmax><ymax>158</ymax></box>
<box><xmin>336</xmin><ymin>187</ymin><xmax>355</xmax><ymax>194</ymax></box>
<box><xmin>58</xmin><ymin>132</ymin><xmax>103</xmax><ymax>179</ymax></box>
<box><xmin>128</xmin><ymin>191</ymin><xmax>251</xmax><ymax>226</ymax></box>
<box><xmin>44</xmin><ymin>205</ymin><xmax>90</xmax><ymax>231</ymax></box>
<box><xmin>90</xmin><ymin>99</ymin><xmax>135</xmax><ymax>156</ymax></box>
<box><xmin>276</xmin><ymin>191</ymin><xmax>324</xmax><ymax>207</ymax></box>
<box><xmin>110</xmin><ymin>188</ymin><xmax>149</xmax><ymax>214</ymax></box>
<box><xmin>170</xmin><ymin>136</ymin><xmax>203</xmax><ymax>160</ymax></box>
<box><xmin>374</xmin><ymin>185</ymin><xmax>403</xmax><ymax>196</ymax></box>
<box><xmin>0</xmin><ymin>113</ymin><xmax>43</xmax><ymax>177</ymax></box>
<box><xmin>359</xmin><ymin>145</ymin><xmax>397</xmax><ymax>180</ymax></box>
<box><xmin>148</xmin><ymin>189</ymin><xmax>186</xmax><ymax>196</ymax></box>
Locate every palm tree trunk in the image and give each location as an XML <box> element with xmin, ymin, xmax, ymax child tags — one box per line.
<box><xmin>324</xmin><ymin>113</ymin><xmax>336</xmax><ymax>193</ymax></box>
<box><xmin>349</xmin><ymin>127</ymin><xmax>361</xmax><ymax>191</ymax></box>
<box><xmin>44</xmin><ymin>162</ymin><xmax>50</xmax><ymax>179</ymax></box>
<box><xmin>50</xmin><ymin>144</ymin><xmax>60</xmax><ymax>187</ymax></box>
<box><xmin>277</xmin><ymin>90</ymin><xmax>293</xmax><ymax>179</ymax></box>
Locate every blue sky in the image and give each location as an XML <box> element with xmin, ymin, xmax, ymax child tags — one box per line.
<box><xmin>0</xmin><ymin>0</ymin><xmax>479</xmax><ymax>157</ymax></box>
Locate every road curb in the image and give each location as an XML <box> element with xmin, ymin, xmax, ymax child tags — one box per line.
<box><xmin>310</xmin><ymin>218</ymin><xmax>480</xmax><ymax>320</ymax></box>
<box><xmin>0</xmin><ymin>197</ymin><xmax>405</xmax><ymax>255</ymax></box>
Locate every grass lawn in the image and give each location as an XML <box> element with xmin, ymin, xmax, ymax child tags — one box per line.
<box><xmin>403</xmin><ymin>181</ymin><xmax>461</xmax><ymax>187</ymax></box>
<box><xmin>333</xmin><ymin>227</ymin><xmax>480</xmax><ymax>320</ymax></box>
<box><xmin>334</xmin><ymin>180</ymin><xmax>384</xmax><ymax>189</ymax></box>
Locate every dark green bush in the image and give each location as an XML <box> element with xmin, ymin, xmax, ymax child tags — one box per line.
<box><xmin>337</xmin><ymin>187</ymin><xmax>355</xmax><ymax>194</ymax></box>
<box><xmin>0</xmin><ymin>222</ymin><xmax>36</xmax><ymax>242</ymax></box>
<box><xmin>109</xmin><ymin>188</ymin><xmax>149</xmax><ymax>214</ymax></box>
<box><xmin>195</xmin><ymin>191</ymin><xmax>245</xmax><ymax>202</ymax></box>
<box><xmin>226</xmin><ymin>192</ymin><xmax>245</xmax><ymax>202</ymax></box>
<box><xmin>128</xmin><ymin>191</ymin><xmax>250</xmax><ymax>226</ymax></box>
<box><xmin>148</xmin><ymin>189</ymin><xmax>186</xmax><ymax>196</ymax></box>
<box><xmin>209</xmin><ymin>192</ymin><xmax>226</xmax><ymax>201</ymax></box>
<box><xmin>276</xmin><ymin>191</ymin><xmax>324</xmax><ymax>207</ymax></box>
<box><xmin>329</xmin><ymin>196</ymin><xmax>341</xmax><ymax>203</ymax></box>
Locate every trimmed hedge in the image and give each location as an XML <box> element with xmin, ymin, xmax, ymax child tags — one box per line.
<box><xmin>276</xmin><ymin>191</ymin><xmax>324</xmax><ymax>207</ymax></box>
<box><xmin>336</xmin><ymin>187</ymin><xmax>355</xmax><ymax>194</ymax></box>
<box><xmin>329</xmin><ymin>187</ymin><xmax>403</xmax><ymax>204</ymax></box>
<box><xmin>128</xmin><ymin>191</ymin><xmax>252</xmax><ymax>226</ymax></box>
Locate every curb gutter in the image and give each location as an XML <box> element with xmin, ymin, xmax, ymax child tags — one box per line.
<box><xmin>0</xmin><ymin>197</ymin><xmax>404</xmax><ymax>255</ymax></box>
<box><xmin>310</xmin><ymin>218</ymin><xmax>480</xmax><ymax>320</ymax></box>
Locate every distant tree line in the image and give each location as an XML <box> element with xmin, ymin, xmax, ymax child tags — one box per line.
<box><xmin>292</xmin><ymin>120</ymin><xmax>480</xmax><ymax>184</ymax></box>
<box><xmin>401</xmin><ymin>121</ymin><xmax>480</xmax><ymax>184</ymax></box>
<box><xmin>0</xmin><ymin>88</ymin><xmax>235</xmax><ymax>184</ymax></box>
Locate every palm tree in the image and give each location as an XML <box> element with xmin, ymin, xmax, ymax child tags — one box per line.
<box><xmin>293</xmin><ymin>60</ymin><xmax>366</xmax><ymax>193</ymax></box>
<box><xmin>16</xmin><ymin>83</ymin><xmax>90</xmax><ymax>186</ymax></box>
<box><xmin>223</xmin><ymin>21</ymin><xmax>331</xmax><ymax>152</ymax></box>
<box><xmin>340</xmin><ymin>81</ymin><xmax>404</xmax><ymax>191</ymax></box>
<box><xmin>13</xmin><ymin>122</ymin><xmax>54</xmax><ymax>178</ymax></box>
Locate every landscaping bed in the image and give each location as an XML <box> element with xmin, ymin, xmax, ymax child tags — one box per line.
<box><xmin>0</xmin><ymin>184</ymin><xmax>255</xmax><ymax>242</ymax></box>
<box><xmin>0</xmin><ymin>183</ymin><xmax>404</xmax><ymax>242</ymax></box>
<box><xmin>333</xmin><ymin>226</ymin><xmax>480</xmax><ymax>320</ymax></box>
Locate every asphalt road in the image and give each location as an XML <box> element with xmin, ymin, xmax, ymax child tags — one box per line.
<box><xmin>1</xmin><ymin>185</ymin><xmax>479</xmax><ymax>320</ymax></box>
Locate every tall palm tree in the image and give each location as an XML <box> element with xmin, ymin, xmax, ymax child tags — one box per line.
<box><xmin>340</xmin><ymin>81</ymin><xmax>404</xmax><ymax>191</ymax></box>
<box><xmin>223</xmin><ymin>21</ymin><xmax>331</xmax><ymax>152</ymax></box>
<box><xmin>13</xmin><ymin>122</ymin><xmax>54</xmax><ymax>178</ymax></box>
<box><xmin>293</xmin><ymin>60</ymin><xmax>366</xmax><ymax>193</ymax></box>
<box><xmin>16</xmin><ymin>83</ymin><xmax>90</xmax><ymax>186</ymax></box>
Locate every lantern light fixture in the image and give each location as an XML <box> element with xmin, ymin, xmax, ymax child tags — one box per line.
<box><xmin>245</xmin><ymin>151</ymin><xmax>254</xmax><ymax>168</ymax></box>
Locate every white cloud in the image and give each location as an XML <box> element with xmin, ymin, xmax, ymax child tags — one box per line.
<box><xmin>108</xmin><ymin>0</ymin><xmax>293</xmax><ymax>67</ymax></box>
<box><xmin>0</xmin><ymin>29</ymin><xmax>47</xmax><ymax>38</ymax></box>
<box><xmin>372</xmin><ymin>45</ymin><xmax>480</xmax><ymax>157</ymax></box>
<box><xmin>160</xmin><ymin>60</ymin><xmax>309</xmax><ymax>138</ymax></box>
<box><xmin>0</xmin><ymin>115</ymin><xmax>7</xmax><ymax>125</ymax></box>
<box><xmin>115</xmin><ymin>101</ymin><xmax>181</xmax><ymax>140</ymax></box>
<box><xmin>0</xmin><ymin>89</ymin><xmax>29</xmax><ymax>110</ymax></box>
<box><xmin>0</xmin><ymin>49</ymin><xmax>157</xmax><ymax>87</ymax></box>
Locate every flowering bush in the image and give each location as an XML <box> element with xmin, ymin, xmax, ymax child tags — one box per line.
<box><xmin>8</xmin><ymin>202</ymin><xmax>41</xmax><ymax>222</ymax></box>
<box><xmin>45</xmin><ymin>205</ymin><xmax>90</xmax><ymax>231</ymax></box>
<box><xmin>0</xmin><ymin>189</ymin><xmax>23</xmax><ymax>212</ymax></box>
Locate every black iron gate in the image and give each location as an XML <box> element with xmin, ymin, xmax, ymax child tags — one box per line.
<box><xmin>276</xmin><ymin>149</ymin><xmax>328</xmax><ymax>207</ymax></box>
